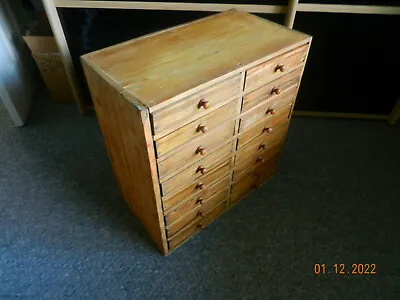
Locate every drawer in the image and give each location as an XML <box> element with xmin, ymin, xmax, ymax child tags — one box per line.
<box><xmin>160</xmin><ymin>143</ymin><xmax>231</xmax><ymax>196</ymax></box>
<box><xmin>162</xmin><ymin>166</ymin><xmax>231</xmax><ymax>211</ymax></box>
<box><xmin>163</xmin><ymin>175</ymin><xmax>230</xmax><ymax>212</ymax></box>
<box><xmin>161</xmin><ymin>157</ymin><xmax>230</xmax><ymax>197</ymax></box>
<box><xmin>165</xmin><ymin>186</ymin><xmax>230</xmax><ymax>226</ymax></box>
<box><xmin>239</xmin><ymin>92</ymin><xmax>294</xmax><ymax>134</ymax></box>
<box><xmin>157</xmin><ymin>119</ymin><xmax>235</xmax><ymax>178</ymax></box>
<box><xmin>168</xmin><ymin>200</ymin><xmax>226</xmax><ymax>250</ymax></box>
<box><xmin>151</xmin><ymin>74</ymin><xmax>241</xmax><ymax>137</ymax></box>
<box><xmin>242</xmin><ymin>68</ymin><xmax>301</xmax><ymax>112</ymax></box>
<box><xmin>235</xmin><ymin>136</ymin><xmax>284</xmax><ymax>170</ymax></box>
<box><xmin>230</xmin><ymin>156</ymin><xmax>278</xmax><ymax>205</ymax></box>
<box><xmin>245</xmin><ymin>44</ymin><xmax>308</xmax><ymax>91</ymax></box>
<box><xmin>234</xmin><ymin>145</ymin><xmax>281</xmax><ymax>182</ymax></box>
<box><xmin>238</xmin><ymin>117</ymin><xmax>290</xmax><ymax>149</ymax></box>
<box><xmin>162</xmin><ymin>160</ymin><xmax>230</xmax><ymax>203</ymax></box>
<box><xmin>155</xmin><ymin>100</ymin><xmax>238</xmax><ymax>158</ymax></box>
<box><xmin>166</xmin><ymin>188</ymin><xmax>228</xmax><ymax>236</ymax></box>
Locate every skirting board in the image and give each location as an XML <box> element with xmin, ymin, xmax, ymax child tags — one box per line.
<box><xmin>293</xmin><ymin>111</ymin><xmax>388</xmax><ymax>121</ymax></box>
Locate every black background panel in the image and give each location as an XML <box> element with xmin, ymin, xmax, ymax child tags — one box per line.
<box><xmin>59</xmin><ymin>3</ymin><xmax>400</xmax><ymax>113</ymax></box>
<box><xmin>294</xmin><ymin>12</ymin><xmax>400</xmax><ymax>114</ymax></box>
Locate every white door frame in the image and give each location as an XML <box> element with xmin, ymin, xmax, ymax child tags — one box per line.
<box><xmin>0</xmin><ymin>0</ymin><xmax>34</xmax><ymax>127</ymax></box>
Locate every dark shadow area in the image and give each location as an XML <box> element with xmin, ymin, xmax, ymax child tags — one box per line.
<box><xmin>295</xmin><ymin>12</ymin><xmax>400</xmax><ymax>114</ymax></box>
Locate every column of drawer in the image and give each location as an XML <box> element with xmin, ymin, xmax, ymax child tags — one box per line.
<box><xmin>229</xmin><ymin>44</ymin><xmax>308</xmax><ymax>206</ymax></box>
<box><xmin>150</xmin><ymin>74</ymin><xmax>242</xmax><ymax>249</ymax></box>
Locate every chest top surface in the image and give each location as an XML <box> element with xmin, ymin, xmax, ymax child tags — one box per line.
<box><xmin>81</xmin><ymin>9</ymin><xmax>310</xmax><ymax>109</ymax></box>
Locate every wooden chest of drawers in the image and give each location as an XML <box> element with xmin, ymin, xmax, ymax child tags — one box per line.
<box><xmin>81</xmin><ymin>10</ymin><xmax>311</xmax><ymax>255</ymax></box>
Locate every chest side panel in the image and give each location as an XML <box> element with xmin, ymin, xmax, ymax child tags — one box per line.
<box><xmin>82</xmin><ymin>61</ymin><xmax>168</xmax><ymax>254</ymax></box>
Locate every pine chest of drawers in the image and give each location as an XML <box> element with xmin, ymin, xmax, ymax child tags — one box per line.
<box><xmin>81</xmin><ymin>9</ymin><xmax>311</xmax><ymax>255</ymax></box>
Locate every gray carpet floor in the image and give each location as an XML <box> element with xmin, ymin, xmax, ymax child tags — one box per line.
<box><xmin>1</xmin><ymin>93</ymin><xmax>400</xmax><ymax>299</ymax></box>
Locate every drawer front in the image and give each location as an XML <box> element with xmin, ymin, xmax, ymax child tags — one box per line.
<box><xmin>235</xmin><ymin>136</ymin><xmax>283</xmax><ymax>170</ymax></box>
<box><xmin>238</xmin><ymin>118</ymin><xmax>290</xmax><ymax>149</ymax></box>
<box><xmin>242</xmin><ymin>68</ymin><xmax>301</xmax><ymax>112</ymax></box>
<box><xmin>160</xmin><ymin>143</ymin><xmax>231</xmax><ymax>196</ymax></box>
<box><xmin>168</xmin><ymin>200</ymin><xmax>226</xmax><ymax>250</ymax></box>
<box><xmin>161</xmin><ymin>157</ymin><xmax>230</xmax><ymax>197</ymax></box>
<box><xmin>231</xmin><ymin>156</ymin><xmax>278</xmax><ymax>205</ymax></box>
<box><xmin>155</xmin><ymin>100</ymin><xmax>238</xmax><ymax>158</ymax></box>
<box><xmin>165</xmin><ymin>186</ymin><xmax>230</xmax><ymax>226</ymax></box>
<box><xmin>151</xmin><ymin>74</ymin><xmax>241</xmax><ymax>136</ymax></box>
<box><xmin>239</xmin><ymin>90</ymin><xmax>295</xmax><ymax>133</ymax></box>
<box><xmin>245</xmin><ymin>44</ymin><xmax>308</xmax><ymax>91</ymax></box>
<box><xmin>157</xmin><ymin>120</ymin><xmax>235</xmax><ymax>178</ymax></box>
<box><xmin>234</xmin><ymin>145</ymin><xmax>281</xmax><ymax>182</ymax></box>
<box><xmin>162</xmin><ymin>164</ymin><xmax>231</xmax><ymax>211</ymax></box>
<box><xmin>163</xmin><ymin>175</ymin><xmax>230</xmax><ymax>212</ymax></box>
<box><xmin>166</xmin><ymin>188</ymin><xmax>228</xmax><ymax>235</ymax></box>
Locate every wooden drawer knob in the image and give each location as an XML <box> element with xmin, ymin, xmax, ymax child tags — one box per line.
<box><xmin>197</xmin><ymin>223</ymin><xmax>204</xmax><ymax>230</ymax></box>
<box><xmin>196</xmin><ymin>166</ymin><xmax>208</xmax><ymax>175</ymax></box>
<box><xmin>197</xmin><ymin>124</ymin><xmax>208</xmax><ymax>133</ymax></box>
<box><xmin>196</xmin><ymin>197</ymin><xmax>204</xmax><ymax>205</ymax></box>
<box><xmin>196</xmin><ymin>183</ymin><xmax>206</xmax><ymax>190</ymax></box>
<box><xmin>197</xmin><ymin>210</ymin><xmax>204</xmax><ymax>217</ymax></box>
<box><xmin>275</xmin><ymin>64</ymin><xmax>286</xmax><ymax>72</ymax></box>
<box><xmin>256</xmin><ymin>157</ymin><xmax>265</xmax><ymax>163</ymax></box>
<box><xmin>198</xmin><ymin>99</ymin><xmax>210</xmax><ymax>109</ymax></box>
<box><xmin>258</xmin><ymin>143</ymin><xmax>266</xmax><ymax>150</ymax></box>
<box><xmin>196</xmin><ymin>146</ymin><xmax>207</xmax><ymax>155</ymax></box>
<box><xmin>266</xmin><ymin>108</ymin><xmax>276</xmax><ymax>115</ymax></box>
<box><xmin>272</xmin><ymin>88</ymin><xmax>281</xmax><ymax>95</ymax></box>
<box><xmin>263</xmin><ymin>127</ymin><xmax>273</xmax><ymax>133</ymax></box>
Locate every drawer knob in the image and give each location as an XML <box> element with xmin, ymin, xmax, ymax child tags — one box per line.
<box><xmin>263</xmin><ymin>127</ymin><xmax>273</xmax><ymax>133</ymax></box>
<box><xmin>198</xmin><ymin>99</ymin><xmax>210</xmax><ymax>109</ymax></box>
<box><xmin>256</xmin><ymin>157</ymin><xmax>265</xmax><ymax>163</ymax></box>
<box><xmin>252</xmin><ymin>172</ymin><xmax>260</xmax><ymax>178</ymax></box>
<box><xmin>197</xmin><ymin>223</ymin><xmax>204</xmax><ymax>230</ymax></box>
<box><xmin>197</xmin><ymin>124</ymin><xmax>208</xmax><ymax>133</ymax></box>
<box><xmin>266</xmin><ymin>108</ymin><xmax>276</xmax><ymax>115</ymax></box>
<box><xmin>196</xmin><ymin>183</ymin><xmax>206</xmax><ymax>190</ymax></box>
<box><xmin>272</xmin><ymin>88</ymin><xmax>281</xmax><ymax>95</ymax></box>
<box><xmin>196</xmin><ymin>146</ymin><xmax>207</xmax><ymax>155</ymax></box>
<box><xmin>196</xmin><ymin>197</ymin><xmax>204</xmax><ymax>205</ymax></box>
<box><xmin>196</xmin><ymin>166</ymin><xmax>208</xmax><ymax>175</ymax></box>
<box><xmin>197</xmin><ymin>210</ymin><xmax>204</xmax><ymax>217</ymax></box>
<box><xmin>259</xmin><ymin>144</ymin><xmax>266</xmax><ymax>150</ymax></box>
<box><xmin>275</xmin><ymin>64</ymin><xmax>286</xmax><ymax>72</ymax></box>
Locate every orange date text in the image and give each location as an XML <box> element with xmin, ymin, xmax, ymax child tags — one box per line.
<box><xmin>314</xmin><ymin>263</ymin><xmax>376</xmax><ymax>275</ymax></box>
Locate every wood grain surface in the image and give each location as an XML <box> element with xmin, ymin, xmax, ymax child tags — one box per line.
<box><xmin>82</xmin><ymin>9</ymin><xmax>309</xmax><ymax>110</ymax></box>
<box><xmin>245</xmin><ymin>43</ymin><xmax>308</xmax><ymax>91</ymax></box>
<box><xmin>157</xmin><ymin>120</ymin><xmax>236</xmax><ymax>178</ymax></box>
<box><xmin>165</xmin><ymin>186</ymin><xmax>230</xmax><ymax>226</ymax></box>
<box><xmin>238</xmin><ymin>112</ymin><xmax>291</xmax><ymax>148</ymax></box>
<box><xmin>154</xmin><ymin>100</ymin><xmax>238</xmax><ymax>156</ymax></box>
<box><xmin>242</xmin><ymin>67</ymin><xmax>301</xmax><ymax>112</ymax></box>
<box><xmin>162</xmin><ymin>175</ymin><xmax>231</xmax><ymax>213</ymax></box>
<box><xmin>168</xmin><ymin>200</ymin><xmax>227</xmax><ymax>250</ymax></box>
<box><xmin>81</xmin><ymin>62</ymin><xmax>168</xmax><ymax>254</ymax></box>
